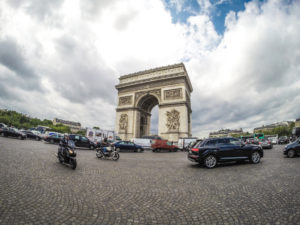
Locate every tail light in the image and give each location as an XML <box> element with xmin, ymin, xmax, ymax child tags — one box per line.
<box><xmin>259</xmin><ymin>142</ymin><xmax>262</xmax><ymax>145</ymax></box>
<box><xmin>191</xmin><ymin>148</ymin><xmax>199</xmax><ymax>152</ymax></box>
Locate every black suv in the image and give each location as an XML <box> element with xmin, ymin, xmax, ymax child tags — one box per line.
<box><xmin>283</xmin><ymin>138</ymin><xmax>300</xmax><ymax>158</ymax></box>
<box><xmin>188</xmin><ymin>137</ymin><xmax>264</xmax><ymax>168</ymax></box>
<box><xmin>69</xmin><ymin>134</ymin><xmax>97</xmax><ymax>150</ymax></box>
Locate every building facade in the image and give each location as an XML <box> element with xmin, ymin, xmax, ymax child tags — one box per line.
<box><xmin>253</xmin><ymin>121</ymin><xmax>293</xmax><ymax>133</ymax></box>
<box><xmin>209</xmin><ymin>128</ymin><xmax>243</xmax><ymax>138</ymax></box>
<box><xmin>53</xmin><ymin>118</ymin><xmax>81</xmax><ymax>132</ymax></box>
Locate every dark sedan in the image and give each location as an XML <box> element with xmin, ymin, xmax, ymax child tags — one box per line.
<box><xmin>44</xmin><ymin>133</ymin><xmax>63</xmax><ymax>144</ymax></box>
<box><xmin>69</xmin><ymin>134</ymin><xmax>97</xmax><ymax>150</ymax></box>
<box><xmin>0</xmin><ymin>127</ymin><xmax>26</xmax><ymax>140</ymax></box>
<box><xmin>278</xmin><ymin>136</ymin><xmax>289</xmax><ymax>144</ymax></box>
<box><xmin>113</xmin><ymin>141</ymin><xmax>144</xmax><ymax>152</ymax></box>
<box><xmin>188</xmin><ymin>137</ymin><xmax>264</xmax><ymax>168</ymax></box>
<box><xmin>21</xmin><ymin>130</ymin><xmax>41</xmax><ymax>141</ymax></box>
<box><xmin>283</xmin><ymin>138</ymin><xmax>300</xmax><ymax>158</ymax></box>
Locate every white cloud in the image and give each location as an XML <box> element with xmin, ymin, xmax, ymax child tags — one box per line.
<box><xmin>0</xmin><ymin>0</ymin><xmax>299</xmax><ymax>137</ymax></box>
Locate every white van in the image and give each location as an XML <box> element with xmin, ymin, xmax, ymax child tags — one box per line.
<box><xmin>131</xmin><ymin>138</ymin><xmax>152</xmax><ymax>149</ymax></box>
<box><xmin>178</xmin><ymin>137</ymin><xmax>198</xmax><ymax>150</ymax></box>
<box><xmin>86</xmin><ymin>128</ymin><xmax>116</xmax><ymax>143</ymax></box>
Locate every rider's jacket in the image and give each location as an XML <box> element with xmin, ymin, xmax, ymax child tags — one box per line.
<box><xmin>59</xmin><ymin>138</ymin><xmax>69</xmax><ymax>156</ymax></box>
<box><xmin>101</xmin><ymin>141</ymin><xmax>109</xmax><ymax>147</ymax></box>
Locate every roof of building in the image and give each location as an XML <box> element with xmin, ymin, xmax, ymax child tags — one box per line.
<box><xmin>209</xmin><ymin>128</ymin><xmax>243</xmax><ymax>135</ymax></box>
<box><xmin>53</xmin><ymin>118</ymin><xmax>81</xmax><ymax>127</ymax></box>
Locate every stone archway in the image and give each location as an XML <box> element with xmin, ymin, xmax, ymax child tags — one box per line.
<box><xmin>115</xmin><ymin>63</ymin><xmax>192</xmax><ymax>142</ymax></box>
<box><xmin>136</xmin><ymin>94</ymin><xmax>159</xmax><ymax>137</ymax></box>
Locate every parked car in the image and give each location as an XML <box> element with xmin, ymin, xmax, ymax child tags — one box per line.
<box><xmin>0</xmin><ymin>123</ymin><xmax>7</xmax><ymax>131</ymax></box>
<box><xmin>268</xmin><ymin>136</ymin><xmax>278</xmax><ymax>144</ymax></box>
<box><xmin>283</xmin><ymin>138</ymin><xmax>300</xmax><ymax>158</ymax></box>
<box><xmin>20</xmin><ymin>130</ymin><xmax>42</xmax><ymax>141</ymax></box>
<box><xmin>69</xmin><ymin>134</ymin><xmax>97</xmax><ymax>150</ymax></box>
<box><xmin>44</xmin><ymin>133</ymin><xmax>63</xmax><ymax>144</ymax></box>
<box><xmin>278</xmin><ymin>136</ymin><xmax>289</xmax><ymax>144</ymax></box>
<box><xmin>113</xmin><ymin>141</ymin><xmax>144</xmax><ymax>152</ymax></box>
<box><xmin>259</xmin><ymin>138</ymin><xmax>273</xmax><ymax>149</ymax></box>
<box><xmin>188</xmin><ymin>137</ymin><xmax>264</xmax><ymax>168</ymax></box>
<box><xmin>0</xmin><ymin>127</ymin><xmax>26</xmax><ymax>140</ymax></box>
<box><xmin>246</xmin><ymin>138</ymin><xmax>259</xmax><ymax>145</ymax></box>
<box><xmin>151</xmin><ymin>139</ymin><xmax>179</xmax><ymax>152</ymax></box>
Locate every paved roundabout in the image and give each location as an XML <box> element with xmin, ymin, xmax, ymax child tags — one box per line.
<box><xmin>0</xmin><ymin>137</ymin><xmax>299</xmax><ymax>225</ymax></box>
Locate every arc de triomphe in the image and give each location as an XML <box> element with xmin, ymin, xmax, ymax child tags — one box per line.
<box><xmin>115</xmin><ymin>63</ymin><xmax>192</xmax><ymax>142</ymax></box>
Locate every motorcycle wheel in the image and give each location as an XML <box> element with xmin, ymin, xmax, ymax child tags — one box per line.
<box><xmin>96</xmin><ymin>150</ymin><xmax>104</xmax><ymax>158</ymax></box>
<box><xmin>58</xmin><ymin>153</ymin><xmax>64</xmax><ymax>163</ymax></box>
<box><xmin>71</xmin><ymin>159</ymin><xmax>77</xmax><ymax>170</ymax></box>
<box><xmin>112</xmin><ymin>152</ymin><xmax>119</xmax><ymax>161</ymax></box>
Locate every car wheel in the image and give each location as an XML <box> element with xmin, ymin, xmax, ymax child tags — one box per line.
<box><xmin>36</xmin><ymin>136</ymin><xmax>40</xmax><ymax>141</ymax></box>
<box><xmin>90</xmin><ymin>145</ymin><xmax>95</xmax><ymax>150</ymax></box>
<box><xmin>18</xmin><ymin>135</ymin><xmax>22</xmax><ymax>140</ymax></box>
<box><xmin>50</xmin><ymin>139</ymin><xmax>54</xmax><ymax>144</ymax></box>
<box><xmin>204</xmin><ymin>155</ymin><xmax>217</xmax><ymax>168</ymax></box>
<box><xmin>137</xmin><ymin>148</ymin><xmax>142</xmax><ymax>153</ymax></box>
<box><xmin>287</xmin><ymin>149</ymin><xmax>295</xmax><ymax>158</ymax></box>
<box><xmin>250</xmin><ymin>151</ymin><xmax>261</xmax><ymax>164</ymax></box>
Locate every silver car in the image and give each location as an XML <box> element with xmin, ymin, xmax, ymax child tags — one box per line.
<box><xmin>259</xmin><ymin>139</ymin><xmax>273</xmax><ymax>149</ymax></box>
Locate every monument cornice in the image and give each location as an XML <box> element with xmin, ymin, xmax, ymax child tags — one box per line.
<box><xmin>119</xmin><ymin>63</ymin><xmax>184</xmax><ymax>80</ymax></box>
<box><xmin>117</xmin><ymin>63</ymin><xmax>193</xmax><ymax>92</ymax></box>
<box><xmin>116</xmin><ymin>73</ymin><xmax>192</xmax><ymax>93</ymax></box>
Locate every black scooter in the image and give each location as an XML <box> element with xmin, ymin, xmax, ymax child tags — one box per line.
<box><xmin>96</xmin><ymin>146</ymin><xmax>119</xmax><ymax>161</ymax></box>
<box><xmin>57</xmin><ymin>140</ymin><xmax>77</xmax><ymax>169</ymax></box>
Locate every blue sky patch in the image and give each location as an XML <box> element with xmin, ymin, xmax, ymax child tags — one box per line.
<box><xmin>163</xmin><ymin>0</ymin><xmax>265</xmax><ymax>34</ymax></box>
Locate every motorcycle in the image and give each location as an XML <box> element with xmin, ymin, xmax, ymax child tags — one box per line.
<box><xmin>96</xmin><ymin>146</ymin><xmax>119</xmax><ymax>161</ymax></box>
<box><xmin>57</xmin><ymin>140</ymin><xmax>77</xmax><ymax>169</ymax></box>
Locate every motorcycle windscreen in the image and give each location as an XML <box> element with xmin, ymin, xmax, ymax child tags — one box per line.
<box><xmin>68</xmin><ymin>140</ymin><xmax>76</xmax><ymax>149</ymax></box>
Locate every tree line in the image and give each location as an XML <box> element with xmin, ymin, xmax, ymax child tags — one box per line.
<box><xmin>0</xmin><ymin>109</ymin><xmax>85</xmax><ymax>134</ymax></box>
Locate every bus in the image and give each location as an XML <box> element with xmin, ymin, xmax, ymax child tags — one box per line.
<box><xmin>254</xmin><ymin>133</ymin><xmax>264</xmax><ymax>139</ymax></box>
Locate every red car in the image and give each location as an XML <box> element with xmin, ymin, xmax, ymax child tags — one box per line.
<box><xmin>151</xmin><ymin>139</ymin><xmax>178</xmax><ymax>152</ymax></box>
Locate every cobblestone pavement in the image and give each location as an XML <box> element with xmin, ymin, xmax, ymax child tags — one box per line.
<box><xmin>0</xmin><ymin>137</ymin><xmax>299</xmax><ymax>225</ymax></box>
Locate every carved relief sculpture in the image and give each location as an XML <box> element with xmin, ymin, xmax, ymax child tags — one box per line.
<box><xmin>164</xmin><ymin>88</ymin><xmax>182</xmax><ymax>100</ymax></box>
<box><xmin>119</xmin><ymin>96</ymin><xmax>132</xmax><ymax>106</ymax></box>
<box><xmin>166</xmin><ymin>109</ymin><xmax>180</xmax><ymax>130</ymax></box>
<box><xmin>119</xmin><ymin>114</ymin><xmax>128</xmax><ymax>130</ymax></box>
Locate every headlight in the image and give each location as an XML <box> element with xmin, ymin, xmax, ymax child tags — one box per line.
<box><xmin>69</xmin><ymin>149</ymin><xmax>73</xmax><ymax>154</ymax></box>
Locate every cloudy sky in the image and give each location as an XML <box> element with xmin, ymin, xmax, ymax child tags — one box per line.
<box><xmin>0</xmin><ymin>0</ymin><xmax>299</xmax><ymax>137</ymax></box>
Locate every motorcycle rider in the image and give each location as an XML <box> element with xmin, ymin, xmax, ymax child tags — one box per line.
<box><xmin>59</xmin><ymin>134</ymin><xmax>69</xmax><ymax>157</ymax></box>
<box><xmin>100</xmin><ymin>137</ymin><xmax>110</xmax><ymax>155</ymax></box>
